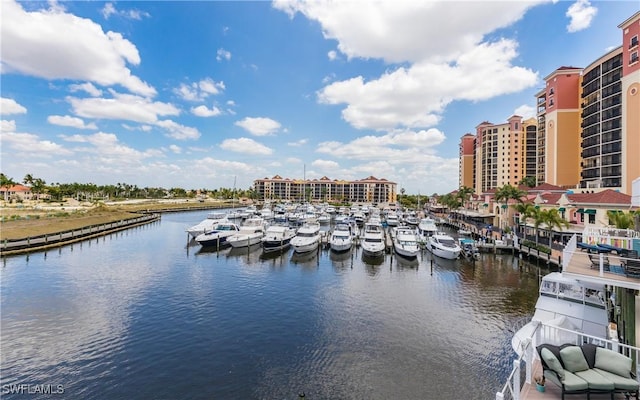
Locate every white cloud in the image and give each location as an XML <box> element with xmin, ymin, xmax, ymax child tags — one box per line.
<box><xmin>316</xmin><ymin>129</ymin><xmax>445</xmax><ymax>163</ymax></box>
<box><xmin>220</xmin><ymin>138</ymin><xmax>273</xmax><ymax>155</ymax></box>
<box><xmin>217</xmin><ymin>48</ymin><xmax>231</xmax><ymax>61</ymax></box>
<box><xmin>155</xmin><ymin>120</ymin><xmax>200</xmax><ymax>140</ymax></box>
<box><xmin>168</xmin><ymin>144</ymin><xmax>182</xmax><ymax>154</ymax></box>
<box><xmin>174</xmin><ymin>78</ymin><xmax>225</xmax><ymax>101</ymax></box>
<box><xmin>69</xmin><ymin>82</ymin><xmax>103</xmax><ymax>97</ymax></box>
<box><xmin>319</xmin><ymin>39</ymin><xmax>538</xmax><ymax>130</ymax></box>
<box><xmin>1</xmin><ymin>120</ymin><xmax>17</xmax><ymax>132</ymax></box>
<box><xmin>1</xmin><ymin>98</ymin><xmax>27</xmax><ymax>115</ymax></box>
<box><xmin>566</xmin><ymin>0</ymin><xmax>597</xmax><ymax>33</ymax></box>
<box><xmin>274</xmin><ymin>0</ymin><xmax>543</xmax><ymax>63</ymax></box>
<box><xmin>311</xmin><ymin>159</ymin><xmax>340</xmax><ymax>170</ymax></box>
<box><xmin>191</xmin><ymin>105</ymin><xmax>222</xmax><ymax>117</ymax></box>
<box><xmin>48</xmin><ymin>115</ymin><xmax>97</xmax><ymax>130</ymax></box>
<box><xmin>513</xmin><ymin>104</ymin><xmax>536</xmax><ymax>120</ymax></box>
<box><xmin>327</xmin><ymin>50</ymin><xmax>338</xmax><ymax>61</ymax></box>
<box><xmin>235</xmin><ymin>117</ymin><xmax>281</xmax><ymax>136</ymax></box>
<box><xmin>287</xmin><ymin>139</ymin><xmax>308</xmax><ymax>147</ymax></box>
<box><xmin>274</xmin><ymin>1</ymin><xmax>540</xmax><ymax>131</ymax></box>
<box><xmin>69</xmin><ymin>92</ymin><xmax>180</xmax><ymax>123</ymax></box>
<box><xmin>1</xmin><ymin>131</ymin><xmax>73</xmax><ymax>155</ymax></box>
<box><xmin>1</xmin><ymin>0</ymin><xmax>156</xmax><ymax>96</ymax></box>
<box><xmin>102</xmin><ymin>3</ymin><xmax>150</xmax><ymax>20</ymax></box>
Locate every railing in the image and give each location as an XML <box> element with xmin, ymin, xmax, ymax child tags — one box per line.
<box><xmin>496</xmin><ymin>321</ymin><xmax>640</xmax><ymax>400</ymax></box>
<box><xmin>1</xmin><ymin>214</ymin><xmax>159</xmax><ymax>254</ymax></box>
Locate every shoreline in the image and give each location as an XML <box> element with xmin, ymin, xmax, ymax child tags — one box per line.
<box><xmin>0</xmin><ymin>199</ymin><xmax>234</xmax><ymax>242</ymax></box>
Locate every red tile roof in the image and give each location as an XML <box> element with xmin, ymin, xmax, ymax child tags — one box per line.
<box><xmin>566</xmin><ymin>189</ymin><xmax>632</xmax><ymax>205</ymax></box>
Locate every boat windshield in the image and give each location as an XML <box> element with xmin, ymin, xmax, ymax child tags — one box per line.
<box><xmin>297</xmin><ymin>232</ymin><xmax>317</xmax><ymax>238</ymax></box>
<box><xmin>365</xmin><ymin>238</ymin><xmax>382</xmax><ymax>243</ymax></box>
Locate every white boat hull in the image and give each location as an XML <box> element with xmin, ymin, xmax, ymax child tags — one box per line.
<box><xmin>330</xmin><ymin>239</ymin><xmax>352</xmax><ymax>252</ymax></box>
<box><xmin>291</xmin><ymin>238</ymin><xmax>319</xmax><ymax>253</ymax></box>
<box><xmin>429</xmin><ymin>246</ymin><xmax>460</xmax><ymax>260</ymax></box>
<box><xmin>228</xmin><ymin>233</ymin><xmax>264</xmax><ymax>248</ymax></box>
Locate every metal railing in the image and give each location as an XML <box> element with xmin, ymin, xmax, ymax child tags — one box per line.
<box><xmin>1</xmin><ymin>214</ymin><xmax>159</xmax><ymax>254</ymax></box>
<box><xmin>496</xmin><ymin>321</ymin><xmax>640</xmax><ymax>400</ymax></box>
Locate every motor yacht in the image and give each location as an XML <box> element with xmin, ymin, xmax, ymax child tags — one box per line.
<box><xmin>195</xmin><ymin>221</ymin><xmax>241</xmax><ymax>247</ymax></box>
<box><xmin>261</xmin><ymin>225</ymin><xmax>296</xmax><ymax>253</ymax></box>
<box><xmin>290</xmin><ymin>222</ymin><xmax>321</xmax><ymax>253</ymax></box>
<box><xmin>427</xmin><ymin>232</ymin><xmax>461</xmax><ymax>260</ymax></box>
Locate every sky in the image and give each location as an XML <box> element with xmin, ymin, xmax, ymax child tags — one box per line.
<box><xmin>1</xmin><ymin>0</ymin><xmax>638</xmax><ymax>195</ymax></box>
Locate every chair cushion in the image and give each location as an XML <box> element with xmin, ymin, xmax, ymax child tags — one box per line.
<box><xmin>593</xmin><ymin>368</ymin><xmax>640</xmax><ymax>391</ymax></box>
<box><xmin>575</xmin><ymin>369</ymin><xmax>615</xmax><ymax>390</ymax></box>
<box><xmin>560</xmin><ymin>346</ymin><xmax>590</xmax><ymax>372</ymax></box>
<box><xmin>541</xmin><ymin>347</ymin><xmax>565</xmax><ymax>379</ymax></box>
<box><xmin>594</xmin><ymin>347</ymin><xmax>632</xmax><ymax>378</ymax></box>
<box><xmin>561</xmin><ymin>370</ymin><xmax>589</xmax><ymax>391</ymax></box>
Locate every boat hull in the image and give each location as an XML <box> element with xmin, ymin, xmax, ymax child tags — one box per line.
<box><xmin>429</xmin><ymin>245</ymin><xmax>460</xmax><ymax>260</ymax></box>
<box><xmin>228</xmin><ymin>233</ymin><xmax>263</xmax><ymax>248</ymax></box>
<box><xmin>291</xmin><ymin>239</ymin><xmax>320</xmax><ymax>254</ymax></box>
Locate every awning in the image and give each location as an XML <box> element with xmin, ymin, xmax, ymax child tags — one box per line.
<box><xmin>501</xmin><ymin>204</ymin><xmax>508</xmax><ymax>209</ymax></box>
<box><xmin>558</xmin><ymin>207</ymin><xmax>566</xmax><ymax>212</ymax></box>
<box><xmin>534</xmin><ymin>205</ymin><xmax>540</xmax><ymax>209</ymax></box>
<box><xmin>608</xmin><ymin>210</ymin><xmax>621</xmax><ymax>214</ymax></box>
<box><xmin>576</xmin><ymin>208</ymin><xmax>584</xmax><ymax>213</ymax></box>
<box><xmin>584</xmin><ymin>209</ymin><xmax>596</xmax><ymax>215</ymax></box>
<box><xmin>483</xmin><ymin>203</ymin><xmax>489</xmax><ymax>207</ymax></box>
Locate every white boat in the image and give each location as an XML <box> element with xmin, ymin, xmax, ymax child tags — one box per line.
<box><xmin>325</xmin><ymin>205</ymin><xmax>336</xmax><ymax>214</ymax></box>
<box><xmin>227</xmin><ymin>217</ymin><xmax>268</xmax><ymax>248</ymax></box>
<box><xmin>386</xmin><ymin>212</ymin><xmax>399</xmax><ymax>227</ymax></box>
<box><xmin>404</xmin><ymin>215</ymin><xmax>419</xmax><ymax>227</ymax></box>
<box><xmin>329</xmin><ymin>223</ymin><xmax>354</xmax><ymax>253</ymax></box>
<box><xmin>392</xmin><ymin>227</ymin><xmax>420</xmax><ymax>259</ymax></box>
<box><xmin>458</xmin><ymin>229</ymin><xmax>472</xmax><ymax>236</ymax></box>
<box><xmin>259</xmin><ymin>208</ymin><xmax>274</xmax><ymax>221</ymax></box>
<box><xmin>195</xmin><ymin>221</ymin><xmax>241</xmax><ymax>247</ymax></box>
<box><xmin>186</xmin><ymin>212</ymin><xmax>227</xmax><ymax>238</ymax></box>
<box><xmin>417</xmin><ymin>217</ymin><xmax>438</xmax><ymax>242</ymax></box>
<box><xmin>458</xmin><ymin>238</ymin><xmax>479</xmax><ymax>260</ymax></box>
<box><xmin>261</xmin><ymin>225</ymin><xmax>296</xmax><ymax>253</ymax></box>
<box><xmin>511</xmin><ymin>272</ymin><xmax>609</xmax><ymax>356</ymax></box>
<box><xmin>290</xmin><ymin>222</ymin><xmax>321</xmax><ymax>253</ymax></box>
<box><xmin>225</xmin><ymin>209</ymin><xmax>245</xmax><ymax>222</ymax></box>
<box><xmin>361</xmin><ymin>221</ymin><xmax>386</xmax><ymax>257</ymax></box>
<box><xmin>317</xmin><ymin>213</ymin><xmax>331</xmax><ymax>225</ymax></box>
<box><xmin>427</xmin><ymin>232</ymin><xmax>461</xmax><ymax>260</ymax></box>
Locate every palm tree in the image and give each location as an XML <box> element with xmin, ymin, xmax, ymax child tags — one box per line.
<box><xmin>495</xmin><ymin>184</ymin><xmax>526</xmax><ymax>229</ymax></box>
<box><xmin>541</xmin><ymin>209</ymin><xmax>570</xmax><ymax>249</ymax></box>
<box><xmin>1</xmin><ymin>173</ymin><xmax>16</xmax><ymax>203</ymax></box>
<box><xmin>518</xmin><ymin>176</ymin><xmax>536</xmax><ymax>188</ymax></box>
<box><xmin>456</xmin><ymin>186</ymin><xmax>474</xmax><ymax>209</ymax></box>
<box><xmin>606</xmin><ymin>210</ymin><xmax>636</xmax><ymax>230</ymax></box>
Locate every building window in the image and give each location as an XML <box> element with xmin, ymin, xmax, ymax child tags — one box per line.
<box><xmin>631</xmin><ymin>35</ymin><xmax>639</xmax><ymax>49</ymax></box>
<box><xmin>631</xmin><ymin>51</ymin><xmax>639</xmax><ymax>65</ymax></box>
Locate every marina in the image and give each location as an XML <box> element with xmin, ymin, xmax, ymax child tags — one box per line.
<box><xmin>1</xmin><ymin>208</ymin><xmax>546</xmax><ymax>400</ymax></box>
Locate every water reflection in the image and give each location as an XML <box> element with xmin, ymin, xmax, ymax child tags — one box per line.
<box><xmin>0</xmin><ymin>210</ymin><xmax>543</xmax><ymax>400</ymax></box>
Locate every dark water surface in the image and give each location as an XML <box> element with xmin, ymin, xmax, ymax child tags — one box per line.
<box><xmin>1</xmin><ymin>210</ymin><xmax>545</xmax><ymax>399</ymax></box>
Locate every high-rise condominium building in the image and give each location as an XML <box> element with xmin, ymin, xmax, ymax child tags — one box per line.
<box><xmin>460</xmin><ymin>11</ymin><xmax>639</xmax><ymax>196</ymax></box>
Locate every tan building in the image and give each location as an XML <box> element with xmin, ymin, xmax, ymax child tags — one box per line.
<box><xmin>471</xmin><ymin>116</ymin><xmax>530</xmax><ymax>194</ymax></box>
<box><xmin>461</xmin><ymin>12</ymin><xmax>639</xmax><ymax>197</ymax></box>
<box><xmin>538</xmin><ymin>66</ymin><xmax>582</xmax><ymax>188</ymax></box>
<box><xmin>253</xmin><ymin>175</ymin><xmax>397</xmax><ymax>204</ymax></box>
<box><xmin>618</xmin><ymin>11</ymin><xmax>640</xmax><ymax>195</ymax></box>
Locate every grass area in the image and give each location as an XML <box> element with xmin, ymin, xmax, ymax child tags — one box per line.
<box><xmin>0</xmin><ymin>199</ymin><xmax>234</xmax><ymax>241</ymax></box>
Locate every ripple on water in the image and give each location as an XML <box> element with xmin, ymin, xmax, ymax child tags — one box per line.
<box><xmin>0</xmin><ymin>212</ymin><xmax>542</xmax><ymax>400</ymax></box>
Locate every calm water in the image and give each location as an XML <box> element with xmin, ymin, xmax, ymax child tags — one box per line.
<box><xmin>1</xmin><ymin>210</ymin><xmax>546</xmax><ymax>399</ymax></box>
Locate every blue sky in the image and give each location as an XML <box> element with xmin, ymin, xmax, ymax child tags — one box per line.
<box><xmin>1</xmin><ymin>0</ymin><xmax>638</xmax><ymax>195</ymax></box>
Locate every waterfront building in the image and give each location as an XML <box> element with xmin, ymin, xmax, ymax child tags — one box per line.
<box><xmin>458</xmin><ymin>133</ymin><xmax>475</xmax><ymax>190</ymax></box>
<box><xmin>461</xmin><ymin>11</ymin><xmax>640</xmax><ymax>198</ymax></box>
<box><xmin>538</xmin><ymin>66</ymin><xmax>583</xmax><ymax>188</ymax></box>
<box><xmin>253</xmin><ymin>175</ymin><xmax>397</xmax><ymax>204</ymax></box>
<box><xmin>473</xmin><ymin>116</ymin><xmax>531</xmax><ymax>194</ymax></box>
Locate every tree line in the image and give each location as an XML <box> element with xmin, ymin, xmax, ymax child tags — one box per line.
<box><xmin>0</xmin><ymin>173</ymin><xmax>258</xmax><ymax>202</ymax></box>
